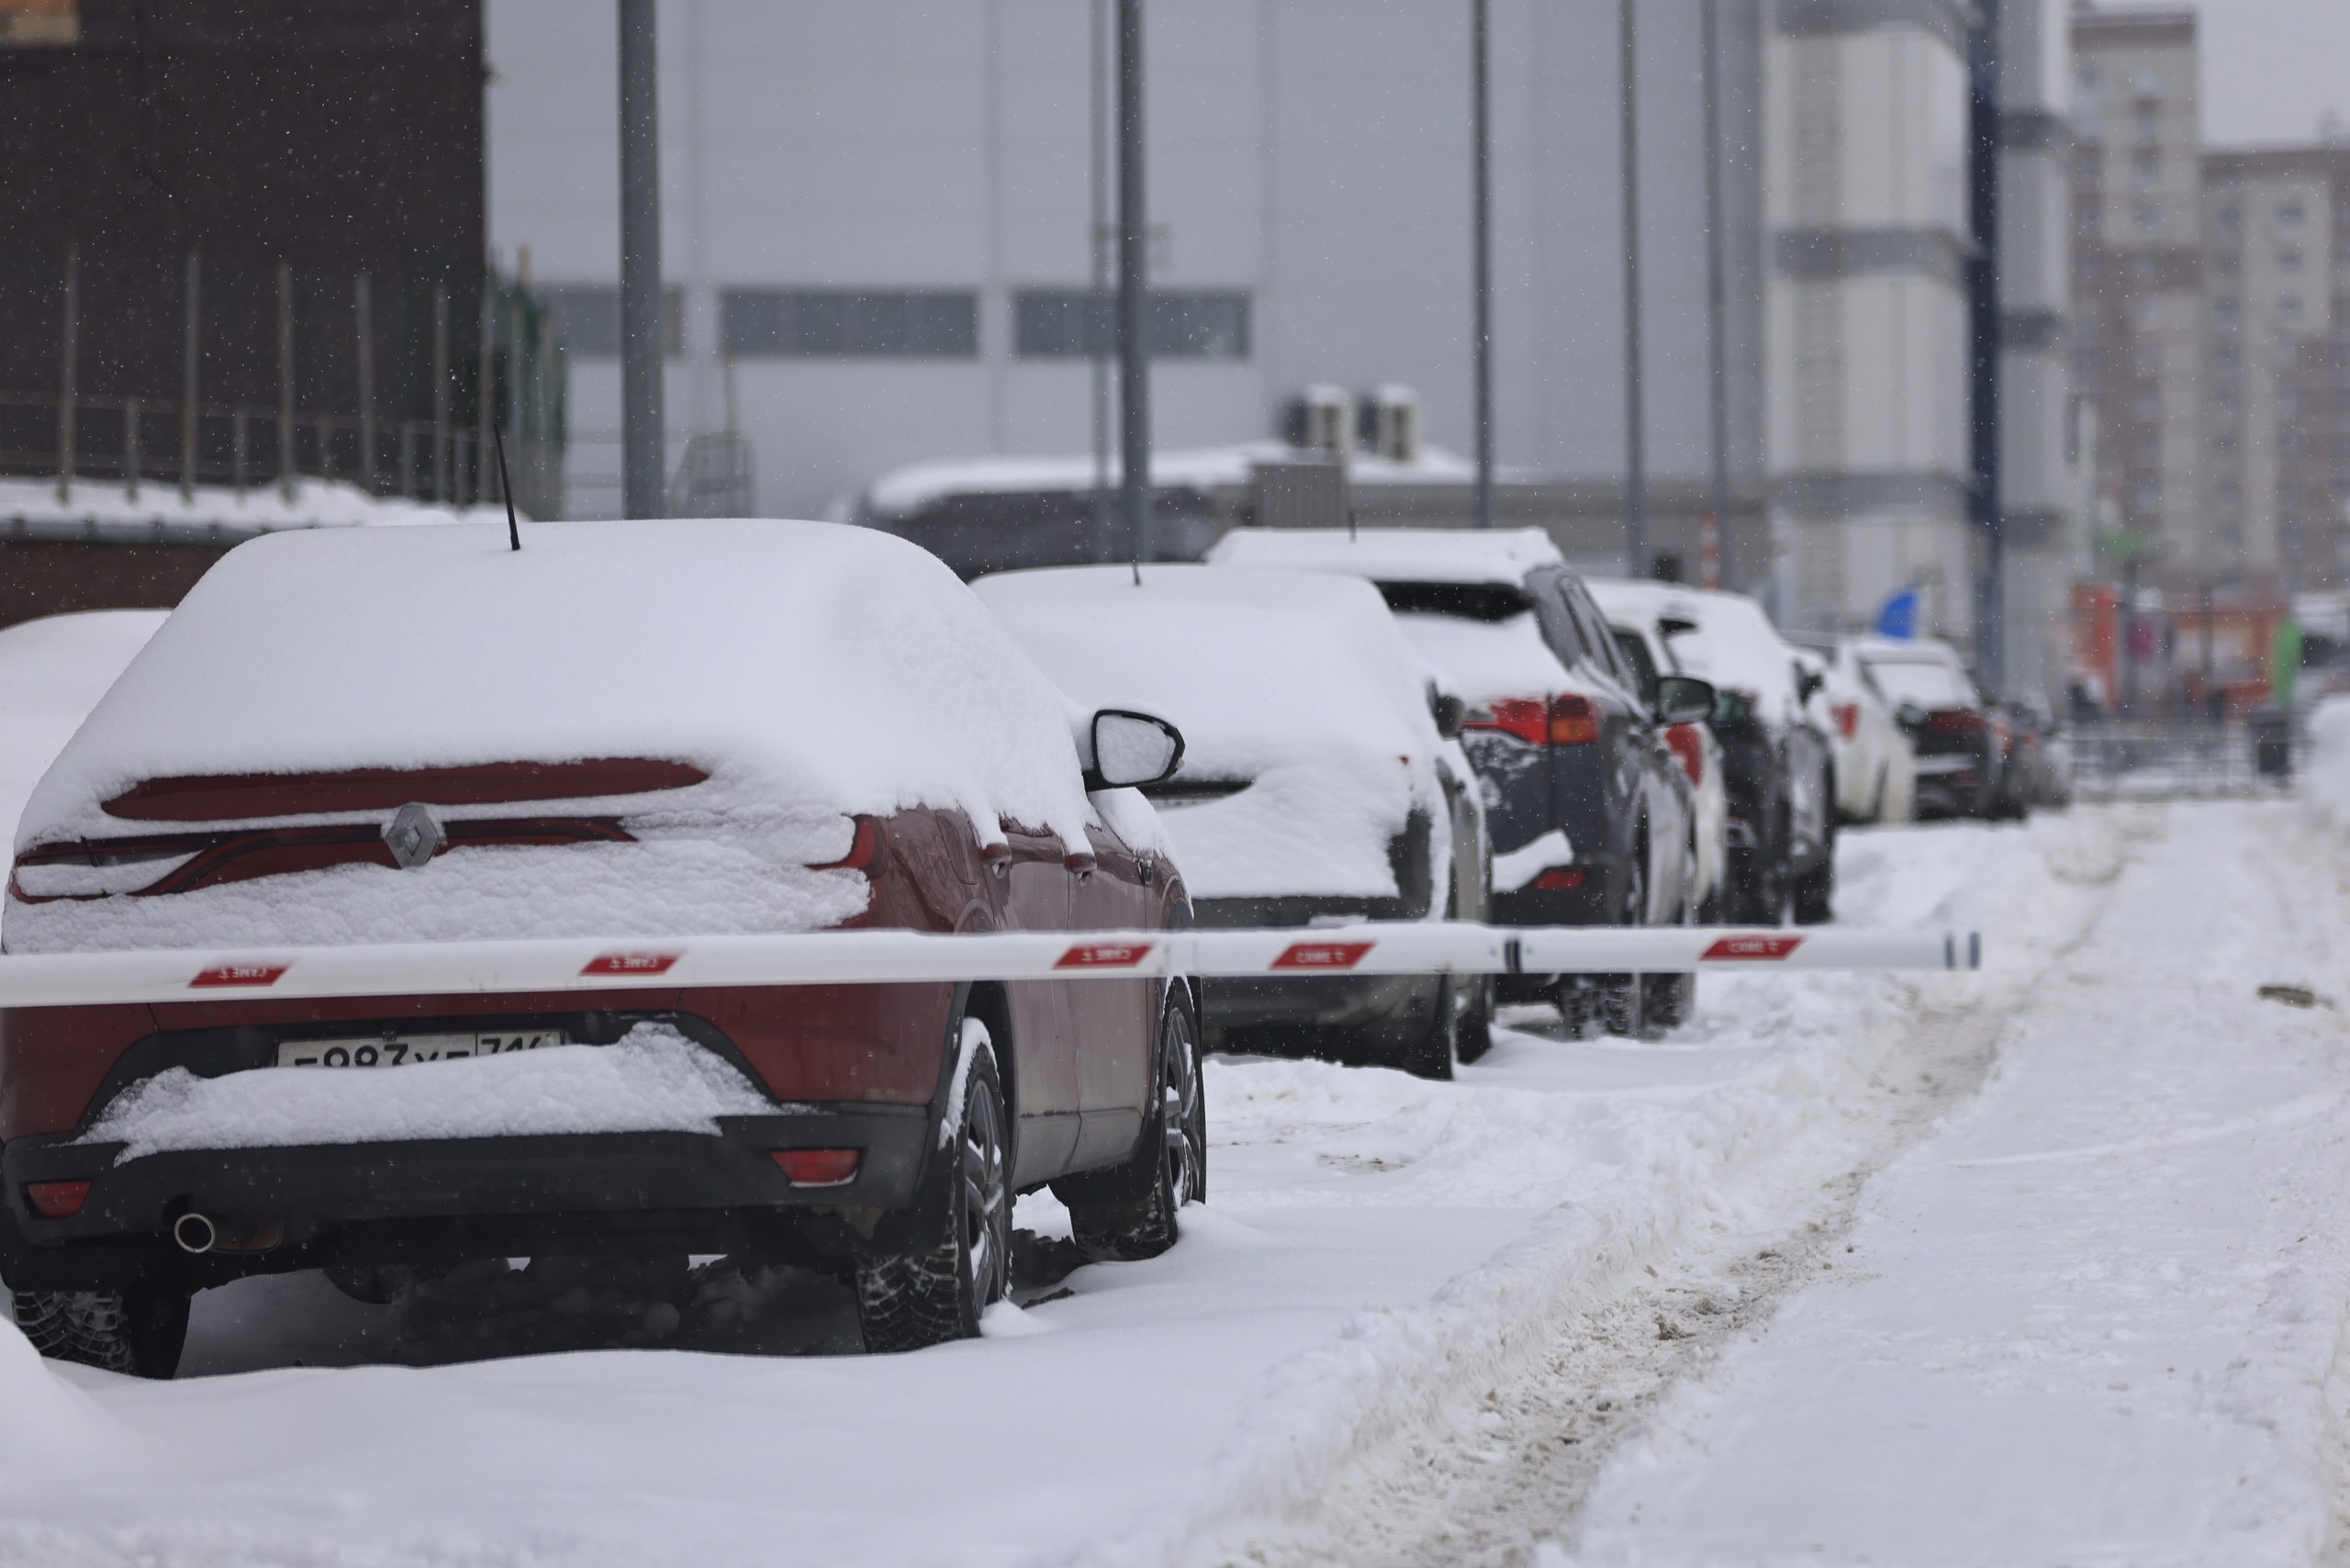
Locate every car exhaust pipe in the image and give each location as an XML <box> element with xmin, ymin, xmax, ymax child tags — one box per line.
<box><xmin>172</xmin><ymin>1211</ymin><xmax>218</xmax><ymax>1254</ymax></box>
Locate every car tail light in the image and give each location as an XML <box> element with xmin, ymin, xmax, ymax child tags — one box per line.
<box><xmin>770</xmin><ymin>1148</ymin><xmax>861</xmax><ymax>1186</ymax></box>
<box><xmin>1832</xmin><ymin>701</ymin><xmax>1859</xmax><ymax>739</ymax></box>
<box><xmin>1533</xmin><ymin>868</ymin><xmax>1585</xmax><ymax>890</ymax></box>
<box><xmin>809</xmin><ymin>816</ymin><xmax>884</xmax><ymax>872</ymax></box>
<box><xmin>25</xmin><ymin>1180</ymin><xmax>90</xmax><ymax>1219</ymax></box>
<box><xmin>1466</xmin><ymin>696</ymin><xmax>1599</xmax><ymax>747</ymax></box>
<box><xmin>1665</xmin><ymin>724</ymin><xmax>1705</xmax><ymax>786</ymax></box>
<box><xmin>1926</xmin><ymin>710</ymin><xmax>1986</xmax><ymax>735</ymax></box>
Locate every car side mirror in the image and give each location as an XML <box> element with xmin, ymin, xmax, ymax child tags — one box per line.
<box><xmin>1896</xmin><ymin>701</ymin><xmax>1929</xmax><ymax>730</ymax></box>
<box><xmin>1654</xmin><ymin>675</ymin><xmax>1716</xmax><ymax>727</ymax></box>
<box><xmin>1794</xmin><ymin>666</ymin><xmax>1824</xmax><ymax>705</ymax></box>
<box><xmin>1086</xmin><ymin>709</ymin><xmax>1186</xmax><ymax>790</ymax></box>
<box><xmin>1430</xmin><ymin>689</ymin><xmax>1466</xmax><ymax>740</ymax></box>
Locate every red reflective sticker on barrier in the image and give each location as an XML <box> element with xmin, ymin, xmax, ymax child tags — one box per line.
<box><xmin>1701</xmin><ymin>935</ymin><xmax>1805</xmax><ymax>961</ymax></box>
<box><xmin>1271</xmin><ymin>941</ymin><xmax>1374</xmax><ymax>971</ymax></box>
<box><xmin>1056</xmin><ymin>942</ymin><xmax>1154</xmax><ymax>969</ymax></box>
<box><xmin>581</xmin><ymin>952</ymin><xmax>681</xmax><ymax>977</ymax></box>
<box><xmin>189</xmin><ymin>962</ymin><xmax>287</xmax><ymax>989</ymax></box>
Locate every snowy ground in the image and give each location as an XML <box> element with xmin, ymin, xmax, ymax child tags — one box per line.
<box><xmin>5</xmin><ymin>803</ymin><xmax>2180</xmax><ymax>1561</ymax></box>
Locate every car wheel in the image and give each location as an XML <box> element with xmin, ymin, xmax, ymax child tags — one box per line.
<box><xmin>1065</xmin><ymin>992</ymin><xmax>1206</xmax><ymax>1260</ymax></box>
<box><xmin>855</xmin><ymin>1037</ymin><xmax>1011</xmax><ymax>1352</ymax></box>
<box><xmin>1395</xmin><ymin>976</ymin><xmax>1460</xmax><ymax>1081</ymax></box>
<box><xmin>11</xmin><ymin>1281</ymin><xmax>190</xmax><ymax>1379</ymax></box>
<box><xmin>1793</xmin><ymin>812</ymin><xmax>1837</xmax><ymax>925</ymax></box>
<box><xmin>1601</xmin><ymin>963</ymin><xmax>1654</xmax><ymax>1039</ymax></box>
<box><xmin>1592</xmin><ymin>842</ymin><xmax>1649</xmax><ymax>1037</ymax></box>
<box><xmin>1641</xmin><ymin>883</ymin><xmax>1697</xmax><ymax>1031</ymax></box>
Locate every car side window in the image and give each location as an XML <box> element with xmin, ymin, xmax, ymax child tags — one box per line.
<box><xmin>1526</xmin><ymin>570</ymin><xmax>1590</xmax><ymax>669</ymax></box>
<box><xmin>1561</xmin><ymin>580</ymin><xmax>1636</xmax><ymax>691</ymax></box>
<box><xmin>1610</xmin><ymin>628</ymin><xmax>1661</xmax><ymax>709</ymax></box>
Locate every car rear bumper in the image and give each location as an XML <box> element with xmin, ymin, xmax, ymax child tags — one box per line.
<box><xmin>1</xmin><ymin>1105</ymin><xmax>934</xmax><ymax>1290</ymax></box>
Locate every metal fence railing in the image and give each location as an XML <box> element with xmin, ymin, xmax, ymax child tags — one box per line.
<box><xmin>2065</xmin><ymin>716</ymin><xmax>2298</xmax><ymax>801</ymax></box>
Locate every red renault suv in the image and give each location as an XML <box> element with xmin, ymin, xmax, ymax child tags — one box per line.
<box><xmin>0</xmin><ymin>519</ymin><xmax>1200</xmax><ymax>1374</ymax></box>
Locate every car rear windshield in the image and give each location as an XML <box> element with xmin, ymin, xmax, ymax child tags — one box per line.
<box><xmin>1375</xmin><ymin>580</ymin><xmax>1533</xmax><ymax>622</ymax></box>
<box><xmin>1863</xmin><ymin>657</ymin><xmax>1978</xmax><ymax>710</ymax></box>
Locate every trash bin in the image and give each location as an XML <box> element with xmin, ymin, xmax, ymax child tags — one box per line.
<box><xmin>2250</xmin><ymin>706</ymin><xmax>2292</xmax><ymax>778</ymax></box>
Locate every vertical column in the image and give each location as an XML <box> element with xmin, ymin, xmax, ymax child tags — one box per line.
<box><xmin>618</xmin><ymin>0</ymin><xmax>666</xmax><ymax>519</ymax></box>
<box><xmin>276</xmin><ymin>262</ymin><xmax>296</xmax><ymax>503</ymax></box>
<box><xmin>356</xmin><ymin>274</ymin><xmax>375</xmax><ymax>493</ymax></box>
<box><xmin>1700</xmin><ymin>0</ymin><xmax>1729</xmax><ymax>588</ymax></box>
<box><xmin>56</xmin><ymin>241</ymin><xmax>77</xmax><ymax>505</ymax></box>
<box><xmin>180</xmin><ymin>252</ymin><xmax>201</xmax><ymax>504</ymax></box>
<box><xmin>1618</xmin><ymin>0</ymin><xmax>1646</xmax><ymax>578</ymax></box>
<box><xmin>1472</xmin><ymin>0</ymin><xmax>1494</xmax><ymax>530</ymax></box>
<box><xmin>1116</xmin><ymin>0</ymin><xmax>1150</xmax><ymax>564</ymax></box>
<box><xmin>124</xmin><ymin>398</ymin><xmax>140</xmax><ymax>503</ymax></box>
<box><xmin>476</xmin><ymin>275</ymin><xmax>495</xmax><ymax>508</ymax></box>
<box><xmin>432</xmin><ymin>285</ymin><xmax>452</xmax><ymax>503</ymax></box>
<box><xmin>1090</xmin><ymin>0</ymin><xmax>1113</xmax><ymax>561</ymax></box>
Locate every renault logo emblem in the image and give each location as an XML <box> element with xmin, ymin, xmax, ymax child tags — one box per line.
<box><xmin>382</xmin><ymin>801</ymin><xmax>446</xmax><ymax>870</ymax></box>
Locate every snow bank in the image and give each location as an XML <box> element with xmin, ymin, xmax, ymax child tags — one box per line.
<box><xmin>976</xmin><ymin>565</ymin><xmax>1448</xmax><ymax>900</ymax></box>
<box><xmin>2305</xmin><ymin>696</ymin><xmax>2350</xmax><ymax>834</ymax></box>
<box><xmin>0</xmin><ymin>610</ymin><xmax>168</xmax><ymax>845</ymax></box>
<box><xmin>10</xmin><ymin>521</ymin><xmax>1101</xmax><ymax>951</ymax></box>
<box><xmin>0</xmin><ymin>474</ymin><xmax>519</xmax><ymax>540</ymax></box>
<box><xmin>77</xmin><ymin>1024</ymin><xmax>774</xmax><ymax>1161</ymax></box>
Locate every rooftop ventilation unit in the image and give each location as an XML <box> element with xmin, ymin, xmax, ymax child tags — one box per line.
<box><xmin>1360</xmin><ymin>385</ymin><xmax>1421</xmax><ymax>465</ymax></box>
<box><xmin>1284</xmin><ymin>385</ymin><xmax>1352</xmax><ymax>465</ymax></box>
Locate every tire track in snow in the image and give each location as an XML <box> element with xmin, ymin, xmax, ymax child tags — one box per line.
<box><xmin>1208</xmin><ymin>807</ymin><xmax>2161</xmax><ymax>1568</ymax></box>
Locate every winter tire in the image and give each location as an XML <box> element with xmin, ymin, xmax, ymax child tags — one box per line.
<box><xmin>1395</xmin><ymin>977</ymin><xmax>1460</xmax><ymax>1081</ymax></box>
<box><xmin>1065</xmin><ymin>991</ymin><xmax>1206</xmax><ymax>1260</ymax></box>
<box><xmin>855</xmin><ymin>1032</ymin><xmax>1011</xmax><ymax>1353</ymax></box>
<box><xmin>1641</xmin><ymin>891</ymin><xmax>1697</xmax><ymax>1031</ymax></box>
<box><xmin>10</xmin><ymin>1281</ymin><xmax>190</xmax><ymax>1379</ymax></box>
<box><xmin>1454</xmin><ymin>974</ymin><xmax>1497</xmax><ymax>1065</ymax></box>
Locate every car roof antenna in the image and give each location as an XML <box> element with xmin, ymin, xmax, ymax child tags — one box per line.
<box><xmin>493</xmin><ymin>421</ymin><xmax>521</xmax><ymax>552</ymax></box>
<box><xmin>1348</xmin><ymin>506</ymin><xmax>1358</xmax><ymax>542</ymax></box>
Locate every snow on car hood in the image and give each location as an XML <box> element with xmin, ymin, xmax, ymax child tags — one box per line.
<box><xmin>1588</xmin><ymin>578</ymin><xmax>1810</xmax><ymax>729</ymax></box>
<box><xmin>8</xmin><ymin>520</ymin><xmax>1098</xmax><ymax>953</ymax></box>
<box><xmin>976</xmin><ymin>565</ymin><xmax>1446</xmax><ymax>901</ymax></box>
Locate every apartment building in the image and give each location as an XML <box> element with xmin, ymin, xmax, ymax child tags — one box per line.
<box><xmin>1762</xmin><ymin>1</ymin><xmax>1974</xmax><ymax>640</ymax></box>
<box><xmin>2070</xmin><ymin>6</ymin><xmax>2202</xmax><ymax>574</ymax></box>
<box><xmin>2201</xmin><ymin>147</ymin><xmax>2350</xmax><ymax>590</ymax></box>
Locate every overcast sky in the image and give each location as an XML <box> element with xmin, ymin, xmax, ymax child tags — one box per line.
<box><xmin>2196</xmin><ymin>0</ymin><xmax>2350</xmax><ymax>145</ymax></box>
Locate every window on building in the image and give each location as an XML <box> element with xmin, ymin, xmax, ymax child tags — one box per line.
<box><xmin>1012</xmin><ymin>290</ymin><xmax>1252</xmax><ymax>360</ymax></box>
<box><xmin>2214</xmin><ymin>295</ymin><xmax>2240</xmax><ymax>317</ymax></box>
<box><xmin>2133</xmin><ymin>148</ymin><xmax>2160</xmax><ymax>183</ymax></box>
<box><xmin>2133</xmin><ymin>199</ymin><xmax>2161</xmax><ymax>231</ymax></box>
<box><xmin>536</xmin><ymin>284</ymin><xmax>685</xmax><ymax>357</ymax></box>
<box><xmin>2278</xmin><ymin>197</ymin><xmax>2306</xmax><ymax>227</ymax></box>
<box><xmin>2279</xmin><ymin>245</ymin><xmax>2304</xmax><ymax>273</ymax></box>
<box><xmin>721</xmin><ymin>290</ymin><xmax>979</xmax><ymax>358</ymax></box>
<box><xmin>2280</xmin><ymin>292</ymin><xmax>2304</xmax><ymax>320</ymax></box>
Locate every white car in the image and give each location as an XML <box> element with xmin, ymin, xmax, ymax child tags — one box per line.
<box><xmin>1604</xmin><ymin>610</ymin><xmax>1730</xmax><ymax>921</ymax></box>
<box><xmin>1794</xmin><ymin>641</ymin><xmax>1917</xmax><ymax>824</ymax></box>
<box><xmin>975</xmin><ymin>563</ymin><xmax>1493</xmax><ymax>1078</ymax></box>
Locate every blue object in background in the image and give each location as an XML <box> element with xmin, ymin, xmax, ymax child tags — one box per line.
<box><xmin>1875</xmin><ymin>587</ymin><xmax>1919</xmax><ymax>640</ymax></box>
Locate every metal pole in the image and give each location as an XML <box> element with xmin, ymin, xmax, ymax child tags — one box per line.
<box><xmin>56</xmin><ymin>241</ymin><xmax>76</xmax><ymax>505</ymax></box>
<box><xmin>1968</xmin><ymin>0</ymin><xmax>2003</xmax><ymax>687</ymax></box>
<box><xmin>1700</xmin><ymin>0</ymin><xmax>1729</xmax><ymax>588</ymax></box>
<box><xmin>476</xmin><ymin>274</ymin><xmax>495</xmax><ymax>510</ymax></box>
<box><xmin>618</xmin><ymin>0</ymin><xmax>667</xmax><ymax>520</ymax></box>
<box><xmin>431</xmin><ymin>285</ymin><xmax>452</xmax><ymax>503</ymax></box>
<box><xmin>124</xmin><ymin>398</ymin><xmax>140</xmax><ymax>502</ymax></box>
<box><xmin>180</xmin><ymin>251</ymin><xmax>201</xmax><ymax>503</ymax></box>
<box><xmin>1090</xmin><ymin>0</ymin><xmax>1113</xmax><ymax>561</ymax></box>
<box><xmin>1116</xmin><ymin>0</ymin><xmax>1150</xmax><ymax>566</ymax></box>
<box><xmin>1617</xmin><ymin>0</ymin><xmax>1646</xmax><ymax>579</ymax></box>
<box><xmin>276</xmin><ymin>261</ymin><xmax>296</xmax><ymax>503</ymax></box>
<box><xmin>1472</xmin><ymin>0</ymin><xmax>1495</xmax><ymax>531</ymax></box>
<box><xmin>356</xmin><ymin>274</ymin><xmax>375</xmax><ymax>494</ymax></box>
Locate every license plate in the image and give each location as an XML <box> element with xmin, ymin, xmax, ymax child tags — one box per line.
<box><xmin>274</xmin><ymin>1030</ymin><xmax>568</xmax><ymax>1069</ymax></box>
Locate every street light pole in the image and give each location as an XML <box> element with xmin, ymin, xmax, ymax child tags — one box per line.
<box><xmin>619</xmin><ymin>0</ymin><xmax>666</xmax><ymax>520</ymax></box>
<box><xmin>1472</xmin><ymin>0</ymin><xmax>1494</xmax><ymax>531</ymax></box>
<box><xmin>1700</xmin><ymin>0</ymin><xmax>1729</xmax><ymax>590</ymax></box>
<box><xmin>1968</xmin><ymin>0</ymin><xmax>2004</xmax><ymax>687</ymax></box>
<box><xmin>1617</xmin><ymin>0</ymin><xmax>1646</xmax><ymax>579</ymax></box>
<box><xmin>1116</xmin><ymin>0</ymin><xmax>1150</xmax><ymax>566</ymax></box>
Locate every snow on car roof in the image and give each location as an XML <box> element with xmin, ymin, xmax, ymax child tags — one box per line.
<box><xmin>1586</xmin><ymin>578</ymin><xmax>1810</xmax><ymax>727</ymax></box>
<box><xmin>0</xmin><ymin>610</ymin><xmax>169</xmax><ymax>845</ymax></box>
<box><xmin>18</xmin><ymin>520</ymin><xmax>1098</xmax><ymax>856</ymax></box>
<box><xmin>862</xmin><ymin>442</ymin><xmax>1477</xmax><ymax>521</ymax></box>
<box><xmin>1204</xmin><ymin>525</ymin><xmax>1564</xmax><ymax>587</ymax></box>
<box><xmin>975</xmin><ymin>565</ymin><xmax>1445</xmax><ymax>901</ymax></box>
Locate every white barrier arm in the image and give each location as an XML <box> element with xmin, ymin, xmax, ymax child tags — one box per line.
<box><xmin>0</xmin><ymin>924</ymin><xmax>1979</xmax><ymax>1010</ymax></box>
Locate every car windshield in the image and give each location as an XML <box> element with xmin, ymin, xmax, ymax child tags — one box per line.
<box><xmin>1863</xmin><ymin>657</ymin><xmax>1979</xmax><ymax>710</ymax></box>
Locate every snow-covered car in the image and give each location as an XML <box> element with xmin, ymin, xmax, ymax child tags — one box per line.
<box><xmin>1791</xmin><ymin>640</ymin><xmax>1917</xmax><ymax>825</ymax></box>
<box><xmin>1843</xmin><ymin>636</ymin><xmax>2001</xmax><ymax>818</ymax></box>
<box><xmin>1203</xmin><ymin>528</ymin><xmax>1709</xmax><ymax>1038</ymax></box>
<box><xmin>1</xmin><ymin>520</ymin><xmax>1203</xmax><ymax>1374</ymax></box>
<box><xmin>1586</xmin><ymin>581</ymin><xmax>1836</xmax><ymax>925</ymax></box>
<box><xmin>1605</xmin><ymin>610</ymin><xmax>1729</xmax><ymax>922</ymax></box>
<box><xmin>0</xmin><ymin>610</ymin><xmax>171</xmax><ymax>842</ymax></box>
<box><xmin>975</xmin><ymin>564</ymin><xmax>1491</xmax><ymax>1078</ymax></box>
